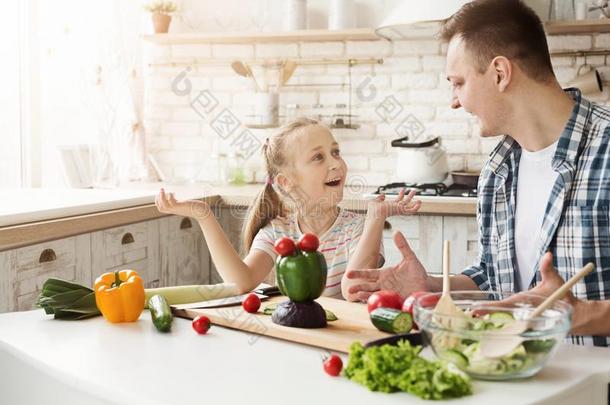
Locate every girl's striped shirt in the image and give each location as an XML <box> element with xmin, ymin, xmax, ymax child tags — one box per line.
<box><xmin>251</xmin><ymin>209</ymin><xmax>384</xmax><ymax>299</ymax></box>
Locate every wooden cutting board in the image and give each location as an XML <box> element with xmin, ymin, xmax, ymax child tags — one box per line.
<box><xmin>172</xmin><ymin>296</ymin><xmax>391</xmax><ymax>353</ymax></box>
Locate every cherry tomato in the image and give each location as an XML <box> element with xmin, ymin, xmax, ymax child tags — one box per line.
<box><xmin>402</xmin><ymin>291</ymin><xmax>428</xmax><ymax>313</ymax></box>
<box><xmin>274</xmin><ymin>237</ymin><xmax>296</xmax><ymax>257</ymax></box>
<box><xmin>298</xmin><ymin>233</ymin><xmax>319</xmax><ymax>252</ymax></box>
<box><xmin>242</xmin><ymin>293</ymin><xmax>261</xmax><ymax>313</ymax></box>
<box><xmin>367</xmin><ymin>290</ymin><xmax>403</xmax><ymax>313</ymax></box>
<box><xmin>416</xmin><ymin>292</ymin><xmax>441</xmax><ymax>309</ymax></box>
<box><xmin>323</xmin><ymin>354</ymin><xmax>343</xmax><ymax>377</ymax></box>
<box><xmin>192</xmin><ymin>315</ymin><xmax>211</xmax><ymax>335</ymax></box>
<box><xmin>401</xmin><ymin>291</ymin><xmax>429</xmax><ymax>330</ymax></box>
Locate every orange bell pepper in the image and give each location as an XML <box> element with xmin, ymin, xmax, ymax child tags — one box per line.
<box><xmin>94</xmin><ymin>270</ymin><xmax>145</xmax><ymax>323</ymax></box>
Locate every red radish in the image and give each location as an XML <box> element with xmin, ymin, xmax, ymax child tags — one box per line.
<box><xmin>367</xmin><ymin>290</ymin><xmax>403</xmax><ymax>313</ymax></box>
<box><xmin>323</xmin><ymin>354</ymin><xmax>343</xmax><ymax>377</ymax></box>
<box><xmin>192</xmin><ymin>315</ymin><xmax>211</xmax><ymax>334</ymax></box>
<box><xmin>298</xmin><ymin>233</ymin><xmax>319</xmax><ymax>252</ymax></box>
<box><xmin>274</xmin><ymin>237</ymin><xmax>296</xmax><ymax>257</ymax></box>
<box><xmin>242</xmin><ymin>293</ymin><xmax>261</xmax><ymax>313</ymax></box>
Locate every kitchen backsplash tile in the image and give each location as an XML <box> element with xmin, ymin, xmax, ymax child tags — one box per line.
<box><xmin>143</xmin><ymin>34</ymin><xmax>610</xmax><ymax>186</ymax></box>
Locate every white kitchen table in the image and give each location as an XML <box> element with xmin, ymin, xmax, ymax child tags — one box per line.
<box><xmin>1</xmin><ymin>309</ymin><xmax>609</xmax><ymax>405</ymax></box>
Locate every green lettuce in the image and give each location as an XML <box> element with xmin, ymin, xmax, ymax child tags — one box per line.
<box><xmin>343</xmin><ymin>341</ymin><xmax>472</xmax><ymax>400</ymax></box>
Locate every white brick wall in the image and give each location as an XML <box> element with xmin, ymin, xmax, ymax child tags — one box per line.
<box><xmin>143</xmin><ymin>33</ymin><xmax>610</xmax><ymax>186</ymax></box>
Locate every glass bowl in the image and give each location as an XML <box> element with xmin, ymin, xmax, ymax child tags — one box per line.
<box><xmin>413</xmin><ymin>291</ymin><xmax>572</xmax><ymax>381</ymax></box>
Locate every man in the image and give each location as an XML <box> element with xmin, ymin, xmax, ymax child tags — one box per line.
<box><xmin>345</xmin><ymin>0</ymin><xmax>610</xmax><ymax>346</ymax></box>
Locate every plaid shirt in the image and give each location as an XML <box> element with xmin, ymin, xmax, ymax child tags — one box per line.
<box><xmin>462</xmin><ymin>89</ymin><xmax>610</xmax><ymax>347</ymax></box>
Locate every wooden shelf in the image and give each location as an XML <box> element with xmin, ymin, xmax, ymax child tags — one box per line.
<box><xmin>545</xmin><ymin>19</ymin><xmax>610</xmax><ymax>35</ymax></box>
<box><xmin>142</xmin><ymin>28</ymin><xmax>379</xmax><ymax>45</ymax></box>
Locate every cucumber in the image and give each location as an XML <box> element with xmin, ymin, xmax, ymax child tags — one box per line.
<box><xmin>488</xmin><ymin>312</ymin><xmax>514</xmax><ymax>327</ymax></box>
<box><xmin>324</xmin><ymin>309</ymin><xmax>338</xmax><ymax>322</ymax></box>
<box><xmin>148</xmin><ymin>294</ymin><xmax>173</xmax><ymax>333</ymax></box>
<box><xmin>505</xmin><ymin>356</ymin><xmax>526</xmax><ymax>372</ymax></box>
<box><xmin>523</xmin><ymin>338</ymin><xmax>556</xmax><ymax>354</ymax></box>
<box><xmin>263</xmin><ymin>303</ymin><xmax>338</xmax><ymax>321</ymax></box>
<box><xmin>438</xmin><ymin>348</ymin><xmax>469</xmax><ymax>369</ymax></box>
<box><xmin>469</xmin><ymin>358</ymin><xmax>507</xmax><ymax>375</ymax></box>
<box><xmin>370</xmin><ymin>308</ymin><xmax>412</xmax><ymax>334</ymax></box>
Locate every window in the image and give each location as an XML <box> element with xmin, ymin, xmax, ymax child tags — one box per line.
<box><xmin>0</xmin><ymin>2</ymin><xmax>25</xmax><ymax>188</ymax></box>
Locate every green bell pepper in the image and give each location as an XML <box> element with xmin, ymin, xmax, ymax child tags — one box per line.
<box><xmin>276</xmin><ymin>250</ymin><xmax>328</xmax><ymax>302</ymax></box>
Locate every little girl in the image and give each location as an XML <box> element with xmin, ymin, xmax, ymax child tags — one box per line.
<box><xmin>155</xmin><ymin>117</ymin><xmax>421</xmax><ymax>300</ymax></box>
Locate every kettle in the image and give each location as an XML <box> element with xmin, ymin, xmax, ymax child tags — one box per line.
<box><xmin>390</xmin><ymin>136</ymin><xmax>449</xmax><ymax>184</ymax></box>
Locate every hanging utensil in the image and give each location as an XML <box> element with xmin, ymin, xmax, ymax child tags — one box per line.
<box><xmin>231</xmin><ymin>61</ymin><xmax>261</xmax><ymax>91</ymax></box>
<box><xmin>480</xmin><ymin>262</ymin><xmax>594</xmax><ymax>359</ymax></box>
<box><xmin>279</xmin><ymin>60</ymin><xmax>297</xmax><ymax>89</ymax></box>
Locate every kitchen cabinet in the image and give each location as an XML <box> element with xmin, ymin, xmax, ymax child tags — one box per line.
<box><xmin>209</xmin><ymin>206</ymin><xmax>257</xmax><ymax>285</ymax></box>
<box><xmin>0</xmin><ymin>251</ymin><xmax>14</xmax><ymax>313</ymax></box>
<box><xmin>159</xmin><ymin>216</ymin><xmax>211</xmax><ymax>286</ymax></box>
<box><xmin>383</xmin><ymin>216</ymin><xmax>444</xmax><ymax>273</ymax></box>
<box><xmin>0</xmin><ymin>235</ymin><xmax>92</xmax><ymax>312</ymax></box>
<box><xmin>91</xmin><ymin>221</ymin><xmax>161</xmax><ymax>289</ymax></box>
<box><xmin>442</xmin><ymin>216</ymin><xmax>479</xmax><ymax>272</ymax></box>
<box><xmin>0</xmin><ymin>215</ymin><xmax>215</xmax><ymax>314</ymax></box>
<box><xmin>383</xmin><ymin>215</ymin><xmax>478</xmax><ymax>274</ymax></box>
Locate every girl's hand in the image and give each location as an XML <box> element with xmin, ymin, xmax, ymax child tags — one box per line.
<box><xmin>367</xmin><ymin>189</ymin><xmax>421</xmax><ymax>220</ymax></box>
<box><xmin>155</xmin><ymin>188</ymin><xmax>211</xmax><ymax>219</ymax></box>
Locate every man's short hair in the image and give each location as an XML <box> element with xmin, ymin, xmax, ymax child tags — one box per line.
<box><xmin>440</xmin><ymin>0</ymin><xmax>555</xmax><ymax>82</ymax></box>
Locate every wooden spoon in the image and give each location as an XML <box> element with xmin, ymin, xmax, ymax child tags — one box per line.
<box><xmin>433</xmin><ymin>240</ymin><xmax>467</xmax><ymax>326</ymax></box>
<box><xmin>231</xmin><ymin>61</ymin><xmax>261</xmax><ymax>91</ymax></box>
<box><xmin>480</xmin><ymin>262</ymin><xmax>595</xmax><ymax>358</ymax></box>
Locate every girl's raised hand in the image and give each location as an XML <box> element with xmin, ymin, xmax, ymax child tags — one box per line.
<box><xmin>155</xmin><ymin>188</ymin><xmax>211</xmax><ymax>219</ymax></box>
<box><xmin>367</xmin><ymin>189</ymin><xmax>421</xmax><ymax>219</ymax></box>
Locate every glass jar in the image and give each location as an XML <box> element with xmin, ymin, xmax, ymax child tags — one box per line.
<box><xmin>226</xmin><ymin>153</ymin><xmax>246</xmax><ymax>185</ymax></box>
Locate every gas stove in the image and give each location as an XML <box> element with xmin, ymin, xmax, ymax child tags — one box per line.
<box><xmin>370</xmin><ymin>182</ymin><xmax>477</xmax><ymax>198</ymax></box>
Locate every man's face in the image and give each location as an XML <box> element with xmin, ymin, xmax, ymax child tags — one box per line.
<box><xmin>445</xmin><ymin>36</ymin><xmax>509</xmax><ymax>138</ymax></box>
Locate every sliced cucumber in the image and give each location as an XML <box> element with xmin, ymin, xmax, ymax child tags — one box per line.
<box><xmin>489</xmin><ymin>312</ymin><xmax>514</xmax><ymax>323</ymax></box>
<box><xmin>523</xmin><ymin>338</ymin><xmax>556</xmax><ymax>354</ymax></box>
<box><xmin>438</xmin><ymin>348</ymin><xmax>469</xmax><ymax>369</ymax></box>
<box><xmin>469</xmin><ymin>358</ymin><xmax>507</xmax><ymax>375</ymax></box>
<box><xmin>488</xmin><ymin>311</ymin><xmax>515</xmax><ymax>327</ymax></box>
<box><xmin>263</xmin><ymin>303</ymin><xmax>277</xmax><ymax>315</ymax></box>
<box><xmin>370</xmin><ymin>307</ymin><xmax>412</xmax><ymax>334</ymax></box>
<box><xmin>324</xmin><ymin>309</ymin><xmax>338</xmax><ymax>322</ymax></box>
<box><xmin>263</xmin><ymin>303</ymin><xmax>338</xmax><ymax>321</ymax></box>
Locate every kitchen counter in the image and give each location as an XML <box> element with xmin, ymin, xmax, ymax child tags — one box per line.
<box><xmin>0</xmin><ymin>182</ymin><xmax>476</xmax><ymax>251</ymax></box>
<box><xmin>1</xmin><ymin>309</ymin><xmax>608</xmax><ymax>405</ymax></box>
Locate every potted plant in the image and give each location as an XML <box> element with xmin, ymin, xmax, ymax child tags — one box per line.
<box><xmin>144</xmin><ymin>1</ymin><xmax>177</xmax><ymax>34</ymax></box>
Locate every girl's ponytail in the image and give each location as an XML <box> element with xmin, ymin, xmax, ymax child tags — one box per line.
<box><xmin>242</xmin><ymin>182</ymin><xmax>284</xmax><ymax>254</ymax></box>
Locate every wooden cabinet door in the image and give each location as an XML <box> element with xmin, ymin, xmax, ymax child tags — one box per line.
<box><xmin>0</xmin><ymin>251</ymin><xmax>15</xmax><ymax>313</ymax></box>
<box><xmin>210</xmin><ymin>206</ymin><xmax>250</xmax><ymax>285</ymax></box>
<box><xmin>8</xmin><ymin>235</ymin><xmax>91</xmax><ymax>311</ymax></box>
<box><xmin>91</xmin><ymin>221</ymin><xmax>160</xmax><ymax>288</ymax></box>
<box><xmin>442</xmin><ymin>216</ymin><xmax>479</xmax><ymax>273</ymax></box>
<box><xmin>159</xmin><ymin>216</ymin><xmax>210</xmax><ymax>286</ymax></box>
<box><xmin>383</xmin><ymin>216</ymin><xmax>443</xmax><ymax>274</ymax></box>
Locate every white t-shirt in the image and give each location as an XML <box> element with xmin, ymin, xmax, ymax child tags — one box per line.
<box><xmin>251</xmin><ymin>209</ymin><xmax>384</xmax><ymax>299</ymax></box>
<box><xmin>514</xmin><ymin>140</ymin><xmax>559</xmax><ymax>291</ymax></box>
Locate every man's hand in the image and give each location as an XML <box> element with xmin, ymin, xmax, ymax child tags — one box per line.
<box><xmin>344</xmin><ymin>231</ymin><xmax>430</xmax><ymax>302</ymax></box>
<box><xmin>529</xmin><ymin>252</ymin><xmax>577</xmax><ymax>304</ymax></box>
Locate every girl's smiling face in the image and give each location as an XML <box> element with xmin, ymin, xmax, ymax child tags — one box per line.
<box><xmin>281</xmin><ymin>124</ymin><xmax>347</xmax><ymax>212</ymax></box>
